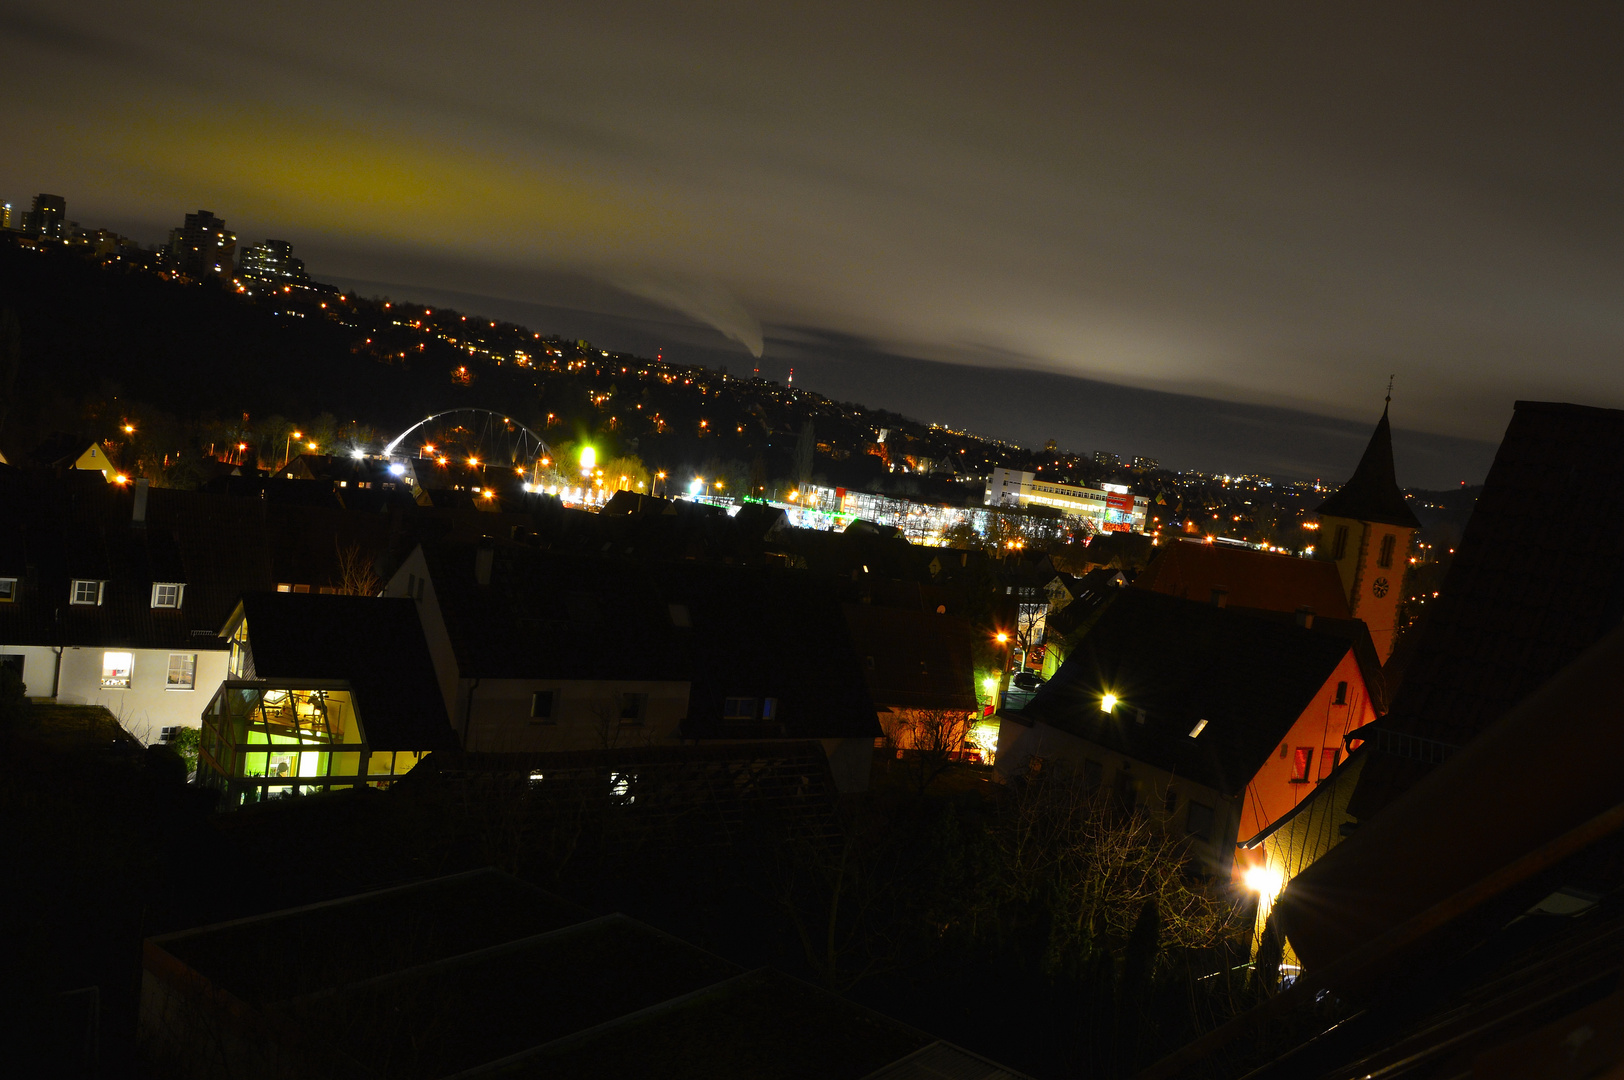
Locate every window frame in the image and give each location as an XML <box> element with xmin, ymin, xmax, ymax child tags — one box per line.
<box><xmin>619</xmin><ymin>692</ymin><xmax>647</xmax><ymax>722</ymax></box>
<box><xmin>1377</xmin><ymin>533</ymin><xmax>1396</xmax><ymax>569</ymax></box>
<box><xmin>1334</xmin><ymin>680</ymin><xmax>1348</xmax><ymax>706</ymax></box>
<box><xmin>1331</xmin><ymin>525</ymin><xmax>1349</xmax><ymax>561</ymax></box>
<box><xmin>1290</xmin><ymin>746</ymin><xmax>1312</xmax><ymax>783</ymax></box>
<box><xmin>100</xmin><ymin>650</ymin><xmax>134</xmax><ymax>689</ymax></box>
<box><xmin>722</xmin><ymin>696</ymin><xmax>757</xmax><ymax>720</ymax></box>
<box><xmin>165</xmin><ymin>653</ymin><xmax>197</xmax><ymax>691</ymax></box>
<box><xmin>0</xmin><ymin>577</ymin><xmax>17</xmax><ymax>603</ymax></box>
<box><xmin>151</xmin><ymin>582</ymin><xmax>184</xmax><ymax>609</ymax></box>
<box><xmin>530</xmin><ymin>689</ymin><xmax>555</xmax><ymax>722</ymax></box>
<box><xmin>71</xmin><ymin>579</ymin><xmax>104</xmax><ymax>606</ymax></box>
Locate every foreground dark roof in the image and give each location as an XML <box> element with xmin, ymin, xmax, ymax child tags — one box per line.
<box><xmin>145</xmin><ymin>868</ymin><xmax>1011</xmax><ymax>1079</ymax></box>
<box><xmin>1315</xmin><ymin>404</ymin><xmax>1422</xmax><ymax>529</ymax></box>
<box><xmin>236</xmin><ymin>592</ymin><xmax>456</xmax><ymax>751</ymax></box>
<box><xmin>1019</xmin><ymin>590</ymin><xmax>1352</xmax><ymax>796</ymax></box>
<box><xmin>1348</xmin><ymin>400</ymin><xmax>1624</xmax><ymax>821</ymax></box>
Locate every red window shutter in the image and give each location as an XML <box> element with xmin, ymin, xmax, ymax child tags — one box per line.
<box><xmin>1292</xmin><ymin>747</ymin><xmax>1311</xmax><ymax>782</ymax></box>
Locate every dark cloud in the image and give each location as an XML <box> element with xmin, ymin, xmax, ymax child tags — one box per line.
<box><xmin>3</xmin><ymin>1</ymin><xmax>1620</xmax><ymax>477</ymax></box>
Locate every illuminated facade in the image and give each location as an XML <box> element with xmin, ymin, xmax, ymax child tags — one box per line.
<box><xmin>984</xmin><ymin>468</ymin><xmax>1149</xmax><ymax>532</ymax></box>
<box><xmin>782</xmin><ymin>485</ymin><xmax>1069</xmax><ymax>546</ymax></box>
<box><xmin>196</xmin><ymin>594</ymin><xmax>457</xmax><ymax>808</ymax></box>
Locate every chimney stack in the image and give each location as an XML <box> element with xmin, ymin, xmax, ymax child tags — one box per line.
<box><xmin>132</xmin><ymin>478</ymin><xmax>150</xmax><ymax>526</ymax></box>
<box><xmin>1209</xmin><ymin>586</ymin><xmax>1228</xmax><ymax>608</ymax></box>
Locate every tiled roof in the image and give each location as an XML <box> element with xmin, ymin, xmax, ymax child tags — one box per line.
<box><xmin>843</xmin><ymin>603</ymin><xmax>978</xmax><ymax>712</ymax></box>
<box><xmin>1134</xmin><ymin>539</ymin><xmax>1352</xmax><ymax>619</ymax></box>
<box><xmin>1315</xmin><ymin>404</ymin><xmax>1422</xmax><ymax>529</ymax></box>
<box><xmin>1348</xmin><ymin>400</ymin><xmax>1624</xmax><ymax>821</ymax></box>
<box><xmin>1018</xmin><ymin>590</ymin><xmax>1353</xmax><ymax>796</ymax></box>
<box><xmin>419</xmin><ymin>542</ymin><xmax>693</xmax><ymax>682</ymax></box>
<box><xmin>419</xmin><ymin>542</ymin><xmax>881</xmax><ymax>740</ymax></box>
<box><xmin>0</xmin><ymin>471</ymin><xmax>271</xmax><ymax>651</ymax></box>
<box><xmin>237</xmin><ymin>592</ymin><xmax>456</xmax><ymax>751</ymax></box>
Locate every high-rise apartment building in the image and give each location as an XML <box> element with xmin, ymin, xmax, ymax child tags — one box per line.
<box><xmin>28</xmin><ymin>193</ymin><xmax>66</xmax><ymax>238</ymax></box>
<box><xmin>236</xmin><ymin>239</ymin><xmax>310</xmax><ymax>286</ymax></box>
<box><xmin>1092</xmin><ymin>450</ymin><xmax>1118</xmax><ymax>469</ymax></box>
<box><xmin>167</xmin><ymin>210</ymin><xmax>236</xmax><ymax>279</ymax></box>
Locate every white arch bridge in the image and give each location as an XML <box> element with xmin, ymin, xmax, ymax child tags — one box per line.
<box><xmin>383</xmin><ymin>408</ymin><xmax>552</xmax><ymax>471</ymax></box>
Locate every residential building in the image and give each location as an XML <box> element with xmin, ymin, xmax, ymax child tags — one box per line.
<box><xmin>1093</xmin><ymin>450</ymin><xmax>1118</xmax><ymax>468</ymax></box>
<box><xmin>984</xmin><ymin>468</ymin><xmax>1149</xmax><ymax>532</ymax></box>
<box><xmin>995</xmin><ymin>589</ymin><xmax>1381</xmax><ymax>877</ymax></box>
<box><xmin>384</xmin><ymin>540</ymin><xmax>885</xmax><ymax>791</ymax></box>
<box><xmin>27</xmin><ymin>193</ymin><xmax>66</xmax><ymax>238</ymax></box>
<box><xmin>842</xmin><ymin>602</ymin><xmax>979</xmax><ymax>753</ymax></box>
<box><xmin>0</xmin><ymin>474</ymin><xmax>247</xmax><ymax>744</ymax></box>
<box><xmin>166</xmin><ymin>209</ymin><xmax>236</xmax><ymax>279</ymax></box>
<box><xmin>236</xmin><ymin>238</ymin><xmax>310</xmax><ymax>286</ymax></box>
<box><xmin>196</xmin><ymin>592</ymin><xmax>456</xmax><ymax>807</ymax></box>
<box><xmin>1131</xmin><ymin>455</ymin><xmax>1159</xmax><ymax>471</ymax></box>
<box><xmin>1312</xmin><ymin>402</ymin><xmax>1421</xmax><ymax>662</ymax></box>
<box><xmin>384</xmin><ymin>541</ymin><xmax>693</xmax><ymax>755</ymax></box>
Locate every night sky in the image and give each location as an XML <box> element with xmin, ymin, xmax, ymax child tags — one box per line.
<box><xmin>7</xmin><ymin>2</ymin><xmax>1622</xmax><ymax>485</ymax></box>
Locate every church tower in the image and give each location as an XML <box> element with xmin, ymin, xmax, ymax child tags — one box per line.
<box><xmin>1314</xmin><ymin>400</ymin><xmax>1420</xmax><ymax>663</ymax></box>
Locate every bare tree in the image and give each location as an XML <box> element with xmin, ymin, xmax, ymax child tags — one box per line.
<box><xmin>891</xmin><ymin>707</ymin><xmax>974</xmax><ymax>794</ymax></box>
<box><xmin>333</xmin><ymin>542</ymin><xmax>381</xmax><ymax>596</ymax></box>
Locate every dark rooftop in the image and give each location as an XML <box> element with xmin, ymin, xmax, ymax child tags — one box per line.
<box><xmin>234</xmin><ymin>591</ymin><xmax>457</xmax><ymax>752</ymax></box>
<box><xmin>1347</xmin><ymin>400</ymin><xmax>1624</xmax><ymax>822</ymax></box>
<box><xmin>1018</xmin><ymin>590</ymin><xmax>1354</xmax><ymax>796</ymax></box>
<box><xmin>1314</xmin><ymin>403</ymin><xmax>1422</xmax><ymax>530</ymax></box>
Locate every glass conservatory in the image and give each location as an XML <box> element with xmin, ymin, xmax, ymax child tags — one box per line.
<box><xmin>197</xmin><ymin>680</ymin><xmax>426</xmax><ymax>808</ymax></box>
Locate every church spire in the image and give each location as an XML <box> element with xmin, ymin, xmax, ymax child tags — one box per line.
<box><xmin>1316</xmin><ymin>395</ymin><xmax>1421</xmax><ymax>530</ymax></box>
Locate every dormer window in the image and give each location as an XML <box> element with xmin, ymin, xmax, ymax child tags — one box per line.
<box><xmin>0</xmin><ymin>578</ymin><xmax>16</xmax><ymax>603</ymax></box>
<box><xmin>70</xmin><ymin>579</ymin><xmax>104</xmax><ymax>606</ymax></box>
<box><xmin>152</xmin><ymin>583</ymin><xmax>184</xmax><ymax>609</ymax></box>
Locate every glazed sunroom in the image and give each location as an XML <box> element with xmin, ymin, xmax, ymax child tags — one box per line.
<box><xmin>197</xmin><ymin>593</ymin><xmax>457</xmax><ymax>808</ymax></box>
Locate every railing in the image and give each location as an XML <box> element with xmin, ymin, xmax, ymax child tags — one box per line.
<box><xmin>1369</xmin><ymin>727</ymin><xmax>1460</xmax><ymax>765</ymax></box>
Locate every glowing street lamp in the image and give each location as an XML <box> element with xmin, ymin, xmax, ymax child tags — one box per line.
<box><xmin>579</xmin><ymin>446</ymin><xmax>596</xmax><ymax>473</ymax></box>
<box><xmin>1100</xmin><ymin>693</ymin><xmax>1118</xmax><ymax>714</ymax></box>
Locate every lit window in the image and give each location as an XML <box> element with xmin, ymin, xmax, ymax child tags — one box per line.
<box><xmin>0</xmin><ymin>577</ymin><xmax>16</xmax><ymax>602</ymax></box>
<box><xmin>1291</xmin><ymin>747</ymin><xmax>1312</xmax><ymax>782</ymax></box>
<box><xmin>71</xmin><ymin>579</ymin><xmax>103</xmax><ymax>606</ymax></box>
<box><xmin>101</xmin><ymin>651</ymin><xmax>133</xmax><ymax>688</ymax></box>
<box><xmin>723</xmin><ymin>696</ymin><xmax>756</xmax><ymax>720</ymax></box>
<box><xmin>152</xmin><ymin>583</ymin><xmax>183</xmax><ymax>609</ymax></box>
<box><xmin>530</xmin><ymin>690</ymin><xmax>554</xmax><ymax>720</ymax></box>
<box><xmin>761</xmin><ymin>697</ymin><xmax>778</xmax><ymax>720</ymax></box>
<box><xmin>166</xmin><ymin>654</ymin><xmax>196</xmax><ymax>690</ymax></box>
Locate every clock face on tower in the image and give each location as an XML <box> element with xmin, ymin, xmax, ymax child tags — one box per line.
<box><xmin>1372</xmin><ymin>577</ymin><xmax>1389</xmax><ymax>599</ymax></box>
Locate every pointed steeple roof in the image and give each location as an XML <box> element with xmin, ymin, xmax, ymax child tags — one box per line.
<box><xmin>1315</xmin><ymin>403</ymin><xmax>1421</xmax><ymax>529</ymax></box>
